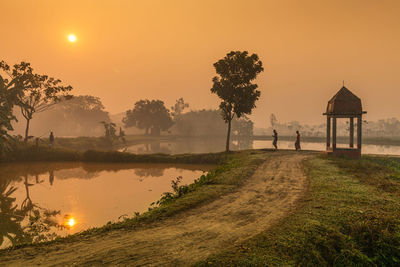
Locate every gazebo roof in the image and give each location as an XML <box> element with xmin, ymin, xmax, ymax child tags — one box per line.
<box><xmin>325</xmin><ymin>86</ymin><xmax>364</xmax><ymax>115</ymax></box>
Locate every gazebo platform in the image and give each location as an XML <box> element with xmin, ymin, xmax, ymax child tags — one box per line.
<box><xmin>325</xmin><ymin>147</ymin><xmax>361</xmax><ymax>158</ymax></box>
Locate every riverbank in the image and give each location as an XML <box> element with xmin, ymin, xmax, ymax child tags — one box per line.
<box><xmin>1</xmin><ymin>151</ymin><xmax>399</xmax><ymax>266</ymax></box>
<box><xmin>1</xmin><ymin>144</ymin><xmax>228</xmax><ymax>164</ymax></box>
<box><xmin>0</xmin><ymin>150</ymin><xmax>266</xmax><ymax>250</ymax></box>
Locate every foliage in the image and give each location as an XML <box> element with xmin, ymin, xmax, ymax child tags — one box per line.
<box><xmin>0</xmin><ymin>174</ymin><xmax>65</xmax><ymax>248</ymax></box>
<box><xmin>211</xmin><ymin>51</ymin><xmax>263</xmax><ymax>151</ymax></box>
<box><xmin>123</xmin><ymin>99</ymin><xmax>173</xmax><ymax>135</ymax></box>
<box><xmin>21</xmin><ymin>95</ymin><xmax>110</xmax><ymax>137</ymax></box>
<box><xmin>171</xmin><ymin>98</ymin><xmax>189</xmax><ymax>118</ymax></box>
<box><xmin>14</xmin><ymin>63</ymin><xmax>73</xmax><ymax>140</ymax></box>
<box><xmin>0</xmin><ymin>60</ymin><xmax>34</xmax><ymax>155</ymax></box>
<box><xmin>100</xmin><ymin>121</ymin><xmax>117</xmax><ymax>145</ymax></box>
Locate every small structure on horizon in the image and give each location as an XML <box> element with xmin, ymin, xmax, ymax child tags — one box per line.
<box><xmin>323</xmin><ymin>86</ymin><xmax>366</xmax><ymax>158</ymax></box>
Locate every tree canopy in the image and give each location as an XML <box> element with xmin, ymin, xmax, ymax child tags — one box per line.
<box><xmin>211</xmin><ymin>51</ymin><xmax>263</xmax><ymax>151</ymax></box>
<box><xmin>123</xmin><ymin>99</ymin><xmax>173</xmax><ymax>135</ymax></box>
<box><xmin>15</xmin><ymin>65</ymin><xmax>72</xmax><ymax>141</ymax></box>
<box><xmin>171</xmin><ymin>98</ymin><xmax>189</xmax><ymax>118</ymax></box>
<box><xmin>15</xmin><ymin>95</ymin><xmax>111</xmax><ymax>137</ymax></box>
<box><xmin>0</xmin><ymin>61</ymin><xmax>35</xmax><ymax>155</ymax></box>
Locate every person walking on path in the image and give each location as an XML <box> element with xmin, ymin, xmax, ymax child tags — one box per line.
<box><xmin>49</xmin><ymin>131</ymin><xmax>55</xmax><ymax>147</ymax></box>
<box><xmin>295</xmin><ymin>130</ymin><xmax>301</xmax><ymax>151</ymax></box>
<box><xmin>272</xmin><ymin>129</ymin><xmax>278</xmax><ymax>150</ymax></box>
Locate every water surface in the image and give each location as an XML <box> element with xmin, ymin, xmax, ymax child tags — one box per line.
<box><xmin>0</xmin><ymin>162</ymin><xmax>212</xmax><ymax>248</ymax></box>
<box><xmin>124</xmin><ymin>138</ymin><xmax>400</xmax><ymax>156</ymax></box>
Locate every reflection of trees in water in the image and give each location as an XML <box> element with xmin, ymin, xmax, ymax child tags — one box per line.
<box><xmin>130</xmin><ymin>142</ymin><xmax>172</xmax><ymax>154</ymax></box>
<box><xmin>0</xmin><ymin>175</ymin><xmax>64</xmax><ymax>248</ymax></box>
<box><xmin>126</xmin><ymin>138</ymin><xmax>254</xmax><ymax>154</ymax></box>
<box><xmin>0</xmin><ymin>178</ymin><xmax>25</xmax><ymax>247</ymax></box>
<box><xmin>134</xmin><ymin>168</ymin><xmax>164</xmax><ymax>178</ymax></box>
<box><xmin>170</xmin><ymin>138</ymin><xmax>253</xmax><ymax>154</ymax></box>
<box><xmin>53</xmin><ymin>168</ymin><xmax>99</xmax><ymax>180</ymax></box>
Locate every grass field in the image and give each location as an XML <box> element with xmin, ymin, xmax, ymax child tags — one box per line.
<box><xmin>196</xmin><ymin>154</ymin><xmax>400</xmax><ymax>266</ymax></box>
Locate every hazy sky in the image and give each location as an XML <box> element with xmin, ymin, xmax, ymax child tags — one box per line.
<box><xmin>1</xmin><ymin>0</ymin><xmax>399</xmax><ymax>127</ymax></box>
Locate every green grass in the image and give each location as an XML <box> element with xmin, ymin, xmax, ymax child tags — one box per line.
<box><xmin>1</xmin><ymin>143</ymin><xmax>227</xmax><ymax>165</ymax></box>
<box><xmin>195</xmin><ymin>155</ymin><xmax>400</xmax><ymax>266</ymax></box>
<box><xmin>1</xmin><ymin>150</ymin><xmax>267</xmax><ymax>250</ymax></box>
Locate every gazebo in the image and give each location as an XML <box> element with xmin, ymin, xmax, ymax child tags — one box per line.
<box><xmin>323</xmin><ymin>86</ymin><xmax>366</xmax><ymax>158</ymax></box>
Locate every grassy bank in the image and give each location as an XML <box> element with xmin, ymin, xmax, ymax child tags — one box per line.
<box><xmin>2</xmin><ymin>150</ymin><xmax>267</xmax><ymax>250</ymax></box>
<box><xmin>2</xmin><ymin>144</ymin><xmax>227</xmax><ymax>165</ymax></box>
<box><xmin>196</xmin><ymin>155</ymin><xmax>400</xmax><ymax>266</ymax></box>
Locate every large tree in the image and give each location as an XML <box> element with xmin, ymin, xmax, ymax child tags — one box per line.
<box><xmin>16</xmin><ymin>66</ymin><xmax>72</xmax><ymax>141</ymax></box>
<box><xmin>31</xmin><ymin>95</ymin><xmax>110</xmax><ymax>137</ymax></box>
<box><xmin>123</xmin><ymin>99</ymin><xmax>173</xmax><ymax>136</ymax></box>
<box><xmin>211</xmin><ymin>51</ymin><xmax>264</xmax><ymax>152</ymax></box>
<box><xmin>0</xmin><ymin>61</ymin><xmax>34</xmax><ymax>155</ymax></box>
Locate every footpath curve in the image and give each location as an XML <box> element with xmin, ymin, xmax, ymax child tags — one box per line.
<box><xmin>0</xmin><ymin>153</ymin><xmax>309</xmax><ymax>266</ymax></box>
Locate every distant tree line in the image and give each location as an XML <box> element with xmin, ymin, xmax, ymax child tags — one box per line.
<box><xmin>262</xmin><ymin>113</ymin><xmax>400</xmax><ymax>138</ymax></box>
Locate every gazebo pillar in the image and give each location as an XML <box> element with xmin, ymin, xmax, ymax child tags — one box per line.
<box><xmin>332</xmin><ymin>117</ymin><xmax>337</xmax><ymax>149</ymax></box>
<box><xmin>326</xmin><ymin>116</ymin><xmax>331</xmax><ymax>149</ymax></box>
<box><xmin>357</xmin><ymin>116</ymin><xmax>362</xmax><ymax>149</ymax></box>
<box><xmin>349</xmin><ymin>117</ymin><xmax>354</xmax><ymax>148</ymax></box>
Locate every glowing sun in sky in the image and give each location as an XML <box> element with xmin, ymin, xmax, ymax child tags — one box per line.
<box><xmin>65</xmin><ymin>216</ymin><xmax>77</xmax><ymax>228</ymax></box>
<box><xmin>68</xmin><ymin>34</ymin><xmax>77</xmax><ymax>43</ymax></box>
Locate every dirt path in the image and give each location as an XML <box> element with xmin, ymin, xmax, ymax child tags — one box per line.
<box><xmin>0</xmin><ymin>153</ymin><xmax>309</xmax><ymax>266</ymax></box>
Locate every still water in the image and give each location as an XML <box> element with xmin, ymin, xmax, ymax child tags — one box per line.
<box><xmin>124</xmin><ymin>138</ymin><xmax>400</xmax><ymax>156</ymax></box>
<box><xmin>0</xmin><ymin>162</ymin><xmax>212</xmax><ymax>248</ymax></box>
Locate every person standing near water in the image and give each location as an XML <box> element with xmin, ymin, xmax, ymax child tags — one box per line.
<box><xmin>49</xmin><ymin>131</ymin><xmax>54</xmax><ymax>147</ymax></box>
<box><xmin>272</xmin><ymin>129</ymin><xmax>278</xmax><ymax>150</ymax></box>
<box><xmin>295</xmin><ymin>130</ymin><xmax>301</xmax><ymax>151</ymax></box>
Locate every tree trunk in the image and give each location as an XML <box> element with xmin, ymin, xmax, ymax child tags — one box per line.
<box><xmin>226</xmin><ymin>118</ymin><xmax>232</xmax><ymax>152</ymax></box>
<box><xmin>24</xmin><ymin>118</ymin><xmax>31</xmax><ymax>142</ymax></box>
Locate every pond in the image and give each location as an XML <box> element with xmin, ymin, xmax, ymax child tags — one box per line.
<box><xmin>0</xmin><ymin>162</ymin><xmax>212</xmax><ymax>249</ymax></box>
<box><xmin>124</xmin><ymin>138</ymin><xmax>400</xmax><ymax>156</ymax></box>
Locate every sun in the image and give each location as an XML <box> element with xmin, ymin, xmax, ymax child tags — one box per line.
<box><xmin>65</xmin><ymin>216</ymin><xmax>77</xmax><ymax>228</ymax></box>
<box><xmin>68</xmin><ymin>34</ymin><xmax>77</xmax><ymax>43</ymax></box>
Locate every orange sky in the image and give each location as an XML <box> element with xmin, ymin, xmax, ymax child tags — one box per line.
<box><xmin>1</xmin><ymin>0</ymin><xmax>399</xmax><ymax>127</ymax></box>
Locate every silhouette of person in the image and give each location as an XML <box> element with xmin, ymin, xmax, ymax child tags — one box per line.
<box><xmin>49</xmin><ymin>131</ymin><xmax>54</xmax><ymax>147</ymax></box>
<box><xmin>295</xmin><ymin>130</ymin><xmax>301</xmax><ymax>151</ymax></box>
<box><xmin>49</xmin><ymin>170</ymin><xmax>54</xmax><ymax>186</ymax></box>
<box><xmin>272</xmin><ymin>129</ymin><xmax>278</xmax><ymax>150</ymax></box>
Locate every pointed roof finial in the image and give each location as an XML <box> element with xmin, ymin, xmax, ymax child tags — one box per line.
<box><xmin>343</xmin><ymin>80</ymin><xmax>345</xmax><ymax>87</ymax></box>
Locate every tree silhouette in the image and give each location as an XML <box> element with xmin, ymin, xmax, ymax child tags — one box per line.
<box><xmin>0</xmin><ymin>175</ymin><xmax>63</xmax><ymax>248</ymax></box>
<box><xmin>37</xmin><ymin>95</ymin><xmax>110</xmax><ymax>136</ymax></box>
<box><xmin>123</xmin><ymin>99</ymin><xmax>173</xmax><ymax>136</ymax></box>
<box><xmin>0</xmin><ymin>61</ymin><xmax>34</xmax><ymax>155</ymax></box>
<box><xmin>171</xmin><ymin>98</ymin><xmax>189</xmax><ymax>119</ymax></box>
<box><xmin>211</xmin><ymin>51</ymin><xmax>263</xmax><ymax>151</ymax></box>
<box><xmin>14</xmin><ymin>63</ymin><xmax>73</xmax><ymax>141</ymax></box>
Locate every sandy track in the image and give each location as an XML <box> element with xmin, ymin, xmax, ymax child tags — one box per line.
<box><xmin>0</xmin><ymin>153</ymin><xmax>309</xmax><ymax>267</ymax></box>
